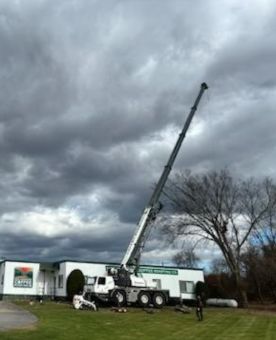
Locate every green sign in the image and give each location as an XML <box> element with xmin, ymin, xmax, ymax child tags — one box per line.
<box><xmin>139</xmin><ymin>267</ymin><xmax>178</xmax><ymax>275</ymax></box>
<box><xmin>14</xmin><ymin>267</ymin><xmax>33</xmax><ymax>288</ymax></box>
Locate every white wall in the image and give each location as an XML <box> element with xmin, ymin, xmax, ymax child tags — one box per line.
<box><xmin>178</xmin><ymin>268</ymin><xmax>204</xmax><ymax>299</ymax></box>
<box><xmin>56</xmin><ymin>261</ymin><xmax>108</xmax><ymax>297</ymax></box>
<box><xmin>140</xmin><ymin>267</ymin><xmax>204</xmax><ymax>299</ymax></box>
<box><xmin>58</xmin><ymin>262</ymin><xmax>204</xmax><ymax>300</ymax></box>
<box><xmin>54</xmin><ymin>262</ymin><xmax>67</xmax><ymax>297</ymax></box>
<box><xmin>64</xmin><ymin>262</ymin><xmax>107</xmax><ymax>279</ymax></box>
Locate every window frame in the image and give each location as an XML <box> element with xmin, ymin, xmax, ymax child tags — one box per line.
<box><xmin>179</xmin><ymin>280</ymin><xmax>195</xmax><ymax>294</ymax></box>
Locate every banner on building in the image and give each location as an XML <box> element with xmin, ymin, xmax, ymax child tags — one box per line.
<box><xmin>138</xmin><ymin>267</ymin><xmax>178</xmax><ymax>275</ymax></box>
<box><xmin>14</xmin><ymin>267</ymin><xmax>33</xmax><ymax>288</ymax></box>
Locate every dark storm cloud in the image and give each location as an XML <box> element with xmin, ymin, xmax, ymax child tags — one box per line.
<box><xmin>0</xmin><ymin>228</ymin><xmax>131</xmax><ymax>262</ymax></box>
<box><xmin>0</xmin><ymin>0</ymin><xmax>276</xmax><ymax>263</ymax></box>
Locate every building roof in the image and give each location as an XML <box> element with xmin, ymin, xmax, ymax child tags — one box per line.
<box><xmin>0</xmin><ymin>258</ymin><xmax>203</xmax><ymax>271</ymax></box>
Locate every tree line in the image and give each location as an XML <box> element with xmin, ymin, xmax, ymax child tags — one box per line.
<box><xmin>162</xmin><ymin>169</ymin><xmax>276</xmax><ymax>307</ymax></box>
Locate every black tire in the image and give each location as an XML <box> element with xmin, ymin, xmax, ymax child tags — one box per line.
<box><xmin>152</xmin><ymin>292</ymin><xmax>165</xmax><ymax>308</ymax></box>
<box><xmin>138</xmin><ymin>291</ymin><xmax>151</xmax><ymax>307</ymax></box>
<box><xmin>112</xmin><ymin>290</ymin><xmax>126</xmax><ymax>307</ymax></box>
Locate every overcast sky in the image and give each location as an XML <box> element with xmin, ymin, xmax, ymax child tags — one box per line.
<box><xmin>0</xmin><ymin>0</ymin><xmax>276</xmax><ymax>267</ymax></box>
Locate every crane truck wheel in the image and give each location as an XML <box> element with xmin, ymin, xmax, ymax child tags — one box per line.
<box><xmin>152</xmin><ymin>292</ymin><xmax>165</xmax><ymax>308</ymax></box>
<box><xmin>112</xmin><ymin>290</ymin><xmax>126</xmax><ymax>307</ymax></box>
<box><xmin>138</xmin><ymin>291</ymin><xmax>151</xmax><ymax>307</ymax></box>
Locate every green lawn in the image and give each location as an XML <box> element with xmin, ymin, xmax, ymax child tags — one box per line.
<box><xmin>1</xmin><ymin>302</ymin><xmax>276</xmax><ymax>340</ymax></box>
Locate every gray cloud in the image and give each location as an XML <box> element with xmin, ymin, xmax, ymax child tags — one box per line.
<box><xmin>0</xmin><ymin>0</ymin><xmax>276</xmax><ymax>266</ymax></box>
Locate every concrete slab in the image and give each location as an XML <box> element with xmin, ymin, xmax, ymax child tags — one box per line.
<box><xmin>0</xmin><ymin>301</ymin><xmax>37</xmax><ymax>331</ymax></box>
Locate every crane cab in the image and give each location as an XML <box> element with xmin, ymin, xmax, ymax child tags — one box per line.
<box><xmin>85</xmin><ymin>276</ymin><xmax>115</xmax><ymax>295</ymax></box>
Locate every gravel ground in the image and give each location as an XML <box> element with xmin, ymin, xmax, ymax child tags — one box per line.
<box><xmin>0</xmin><ymin>301</ymin><xmax>37</xmax><ymax>331</ymax></box>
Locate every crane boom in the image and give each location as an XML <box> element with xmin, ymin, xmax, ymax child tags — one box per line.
<box><xmin>121</xmin><ymin>83</ymin><xmax>208</xmax><ymax>270</ymax></box>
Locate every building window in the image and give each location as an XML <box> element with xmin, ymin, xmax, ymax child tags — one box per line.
<box><xmin>179</xmin><ymin>280</ymin><xmax>194</xmax><ymax>294</ymax></box>
<box><xmin>58</xmin><ymin>275</ymin><xmax>63</xmax><ymax>288</ymax></box>
<box><xmin>85</xmin><ymin>276</ymin><xmax>96</xmax><ymax>285</ymax></box>
<box><xmin>152</xmin><ymin>279</ymin><xmax>162</xmax><ymax>289</ymax></box>
<box><xmin>1</xmin><ymin>274</ymin><xmax>3</xmax><ymax>285</ymax></box>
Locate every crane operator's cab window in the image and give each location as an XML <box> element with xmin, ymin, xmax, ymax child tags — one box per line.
<box><xmin>98</xmin><ymin>277</ymin><xmax>106</xmax><ymax>285</ymax></box>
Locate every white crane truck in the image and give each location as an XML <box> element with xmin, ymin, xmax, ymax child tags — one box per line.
<box><xmin>73</xmin><ymin>83</ymin><xmax>208</xmax><ymax>310</ymax></box>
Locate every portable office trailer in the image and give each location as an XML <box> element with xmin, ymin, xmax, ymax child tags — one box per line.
<box><xmin>0</xmin><ymin>260</ymin><xmax>46</xmax><ymax>299</ymax></box>
<box><xmin>56</xmin><ymin>260</ymin><xmax>204</xmax><ymax>302</ymax></box>
<box><xmin>0</xmin><ymin>259</ymin><xmax>204</xmax><ymax>302</ymax></box>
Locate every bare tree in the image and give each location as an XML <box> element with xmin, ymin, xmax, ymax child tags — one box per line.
<box><xmin>243</xmin><ymin>179</ymin><xmax>276</xmax><ymax>302</ymax></box>
<box><xmin>242</xmin><ymin>247</ymin><xmax>265</xmax><ymax>303</ymax></box>
<box><xmin>242</xmin><ymin>245</ymin><xmax>276</xmax><ymax>303</ymax></box>
<box><xmin>163</xmin><ymin>169</ymin><xmax>276</xmax><ymax>307</ymax></box>
<box><xmin>252</xmin><ymin>182</ymin><xmax>276</xmax><ymax>251</ymax></box>
<box><xmin>172</xmin><ymin>247</ymin><xmax>199</xmax><ymax>268</ymax></box>
<box><xmin>210</xmin><ymin>258</ymin><xmax>229</xmax><ymax>274</ymax></box>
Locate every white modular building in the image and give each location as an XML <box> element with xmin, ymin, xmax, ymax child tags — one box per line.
<box><xmin>0</xmin><ymin>259</ymin><xmax>204</xmax><ymax>302</ymax></box>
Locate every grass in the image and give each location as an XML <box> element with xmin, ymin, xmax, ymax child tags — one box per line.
<box><xmin>1</xmin><ymin>302</ymin><xmax>276</xmax><ymax>340</ymax></box>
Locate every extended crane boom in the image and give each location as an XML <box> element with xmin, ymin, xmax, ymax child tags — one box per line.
<box><xmin>121</xmin><ymin>82</ymin><xmax>208</xmax><ymax>270</ymax></box>
<box><xmin>73</xmin><ymin>83</ymin><xmax>208</xmax><ymax>310</ymax></box>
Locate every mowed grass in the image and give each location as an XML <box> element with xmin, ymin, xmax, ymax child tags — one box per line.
<box><xmin>1</xmin><ymin>302</ymin><xmax>276</xmax><ymax>340</ymax></box>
